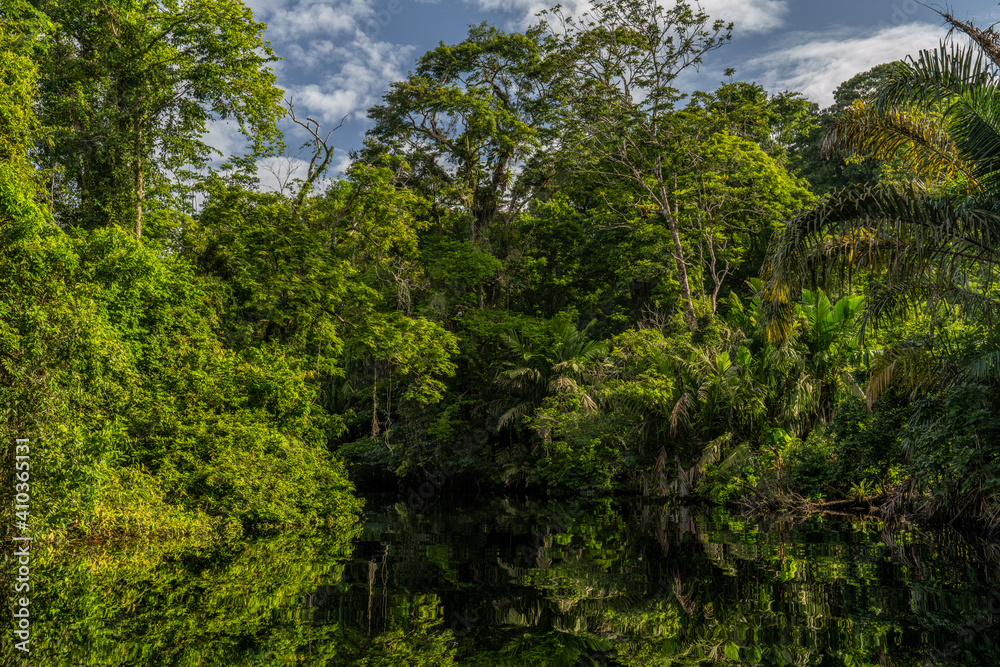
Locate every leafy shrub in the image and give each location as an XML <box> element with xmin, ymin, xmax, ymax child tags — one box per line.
<box><xmin>782</xmin><ymin>429</ymin><xmax>837</xmax><ymax>499</ymax></box>
<box><xmin>0</xmin><ymin>190</ymin><xmax>362</xmax><ymax>536</ymax></box>
<box><xmin>829</xmin><ymin>393</ymin><xmax>909</xmax><ymax>489</ymax></box>
<box><xmin>515</xmin><ymin>392</ymin><xmax>626</xmax><ymax>495</ymax></box>
<box><xmin>696</xmin><ymin>440</ymin><xmax>770</xmax><ymax>505</ymax></box>
<box><xmin>900</xmin><ymin>385</ymin><xmax>1000</xmax><ymax>515</ymax></box>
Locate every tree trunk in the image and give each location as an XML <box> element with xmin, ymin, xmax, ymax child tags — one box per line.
<box><xmin>662</xmin><ymin>206</ymin><xmax>697</xmax><ymax>331</ymax></box>
<box><xmin>135</xmin><ymin>126</ymin><xmax>143</xmax><ymax>239</ymax></box>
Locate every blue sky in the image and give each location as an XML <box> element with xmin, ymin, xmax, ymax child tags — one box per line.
<box><xmin>209</xmin><ymin>0</ymin><xmax>1000</xmax><ymax>188</ymax></box>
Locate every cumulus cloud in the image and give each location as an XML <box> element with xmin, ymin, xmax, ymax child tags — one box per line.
<box><xmin>746</xmin><ymin>22</ymin><xmax>944</xmax><ymax>108</ymax></box>
<box><xmin>204</xmin><ymin>120</ymin><xmax>249</xmax><ymax>158</ymax></box>
<box><xmin>331</xmin><ymin>152</ymin><xmax>354</xmax><ymax>176</ymax></box>
<box><xmin>250</xmin><ymin>0</ymin><xmax>377</xmax><ymax>40</ymax></box>
<box><xmin>469</xmin><ymin>0</ymin><xmax>587</xmax><ymax>28</ymax></box>
<box><xmin>698</xmin><ymin>0</ymin><xmax>787</xmax><ymax>34</ymax></box>
<box><xmin>233</xmin><ymin>0</ymin><xmax>419</xmax><ymax>158</ymax></box>
<box><xmin>284</xmin><ymin>38</ymin><xmax>416</xmax><ymax>123</ymax></box>
<box><xmin>466</xmin><ymin>0</ymin><xmax>786</xmax><ymax>34</ymax></box>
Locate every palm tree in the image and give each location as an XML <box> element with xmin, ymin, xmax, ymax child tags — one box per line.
<box><xmin>763</xmin><ymin>14</ymin><xmax>1000</xmax><ymax>396</ymax></box>
<box><xmin>492</xmin><ymin>316</ymin><xmax>609</xmax><ymax>487</ymax></box>
<box><xmin>494</xmin><ymin>316</ymin><xmax>608</xmax><ymax>431</ymax></box>
<box><xmin>762</xmin><ymin>12</ymin><xmax>1000</xmax><ymax>521</ymax></box>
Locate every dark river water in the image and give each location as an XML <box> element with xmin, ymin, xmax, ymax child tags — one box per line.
<box><xmin>4</xmin><ymin>495</ymin><xmax>1000</xmax><ymax>665</ymax></box>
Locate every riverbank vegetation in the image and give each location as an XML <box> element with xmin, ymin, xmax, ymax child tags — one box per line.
<box><xmin>2</xmin><ymin>0</ymin><xmax>999</xmax><ymax>539</ymax></box>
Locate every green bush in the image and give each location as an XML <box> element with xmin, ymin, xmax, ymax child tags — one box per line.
<box><xmin>782</xmin><ymin>429</ymin><xmax>837</xmax><ymax>500</ymax></box>
<box><xmin>829</xmin><ymin>393</ymin><xmax>909</xmax><ymax>490</ymax></box>
<box><xmin>515</xmin><ymin>392</ymin><xmax>626</xmax><ymax>495</ymax></box>
<box><xmin>0</xmin><ymin>184</ymin><xmax>362</xmax><ymax>537</ymax></box>
<box><xmin>900</xmin><ymin>385</ymin><xmax>1000</xmax><ymax>514</ymax></box>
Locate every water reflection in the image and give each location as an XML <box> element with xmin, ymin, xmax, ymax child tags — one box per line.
<box><xmin>5</xmin><ymin>499</ymin><xmax>999</xmax><ymax>665</ymax></box>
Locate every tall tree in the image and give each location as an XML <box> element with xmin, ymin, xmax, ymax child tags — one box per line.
<box><xmin>698</xmin><ymin>80</ymin><xmax>819</xmax><ymax>165</ymax></box>
<box><xmin>30</xmin><ymin>0</ymin><xmax>284</xmax><ymax>236</ymax></box>
<box><xmin>363</xmin><ymin>23</ymin><xmax>565</xmax><ymax>246</ymax></box>
<box><xmin>544</xmin><ymin>0</ymin><xmax>732</xmax><ymax>330</ymax></box>
<box><xmin>676</xmin><ymin>131</ymin><xmax>813</xmax><ymax>313</ymax></box>
<box><xmin>0</xmin><ymin>1</ymin><xmax>47</xmax><ymax>168</ymax></box>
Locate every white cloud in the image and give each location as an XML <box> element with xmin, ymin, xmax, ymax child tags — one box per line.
<box><xmin>243</xmin><ymin>0</ymin><xmax>295</xmax><ymax>18</ymax></box>
<box><xmin>697</xmin><ymin>0</ymin><xmax>787</xmax><ymax>34</ymax></box>
<box><xmin>331</xmin><ymin>152</ymin><xmax>353</xmax><ymax>176</ymax></box>
<box><xmin>469</xmin><ymin>0</ymin><xmax>588</xmax><ymax>28</ymax></box>
<box><xmin>466</xmin><ymin>0</ymin><xmax>786</xmax><ymax>34</ymax></box>
<box><xmin>254</xmin><ymin>0</ymin><xmax>376</xmax><ymax>41</ymax></box>
<box><xmin>284</xmin><ymin>38</ymin><xmax>416</xmax><ymax>124</ymax></box>
<box><xmin>746</xmin><ymin>22</ymin><xmax>944</xmax><ymax>108</ymax></box>
<box><xmin>204</xmin><ymin>120</ymin><xmax>247</xmax><ymax>158</ymax></box>
<box><xmin>239</xmin><ymin>0</ymin><xmax>419</xmax><ymax>134</ymax></box>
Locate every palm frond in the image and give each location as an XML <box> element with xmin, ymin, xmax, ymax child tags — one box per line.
<box><xmin>497</xmin><ymin>401</ymin><xmax>533</xmax><ymax>431</ymax></box>
<box><xmin>957</xmin><ymin>348</ymin><xmax>1000</xmax><ymax>383</ymax></box>
<box><xmin>715</xmin><ymin>440</ymin><xmax>751</xmax><ymax>473</ymax></box>
<box><xmin>858</xmin><ymin>277</ymin><xmax>926</xmax><ymax>339</ymax></box>
<box><xmin>766</xmin><ymin>13</ymin><xmax>1000</xmax><ymax>408</ymax></box>
<box><xmin>548</xmin><ymin>375</ymin><xmax>578</xmax><ymax>393</ymax></box>
<box><xmin>669</xmin><ymin>392</ymin><xmax>691</xmax><ymax>438</ymax></box>
<box><xmin>875</xmin><ymin>43</ymin><xmax>992</xmax><ymax>112</ymax></box>
<box><xmin>950</xmin><ymin>82</ymin><xmax>1000</xmax><ymax>188</ymax></box>
<box><xmin>696</xmin><ymin>432</ymin><xmax>734</xmax><ymax>471</ymax></box>
<box><xmin>763</xmin><ymin>183</ymin><xmax>1000</xmax><ymax>342</ymax></box>
<box><xmin>865</xmin><ymin>343</ymin><xmax>939</xmax><ymax>406</ymax></box>
<box><xmin>936</xmin><ymin>281</ymin><xmax>1000</xmax><ymax>327</ymax></box>
<box><xmin>823</xmin><ymin>100</ymin><xmax>975</xmax><ymax>185</ymax></box>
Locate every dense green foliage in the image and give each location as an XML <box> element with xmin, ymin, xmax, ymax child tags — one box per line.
<box><xmin>29</xmin><ymin>0</ymin><xmax>285</xmax><ymax>234</ymax></box>
<box><xmin>0</xmin><ymin>0</ymin><xmax>360</xmax><ymax>537</ymax></box>
<box><xmin>4</xmin><ymin>0</ymin><xmax>1000</xmax><ymax>546</ymax></box>
<box><xmin>6</xmin><ymin>0</ymin><xmax>1000</xmax><ymax>664</ymax></box>
<box><xmin>0</xmin><ymin>527</ymin><xmax>362</xmax><ymax>665</ymax></box>
<box><xmin>761</xmin><ymin>14</ymin><xmax>1000</xmax><ymax>523</ymax></box>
